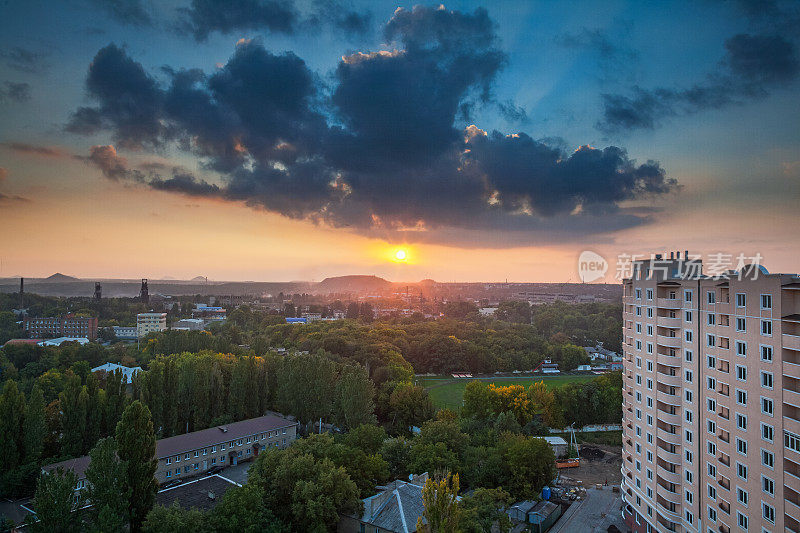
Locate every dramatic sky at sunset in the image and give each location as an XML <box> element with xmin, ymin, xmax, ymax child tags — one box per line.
<box><xmin>1</xmin><ymin>0</ymin><xmax>798</xmax><ymax>282</ymax></box>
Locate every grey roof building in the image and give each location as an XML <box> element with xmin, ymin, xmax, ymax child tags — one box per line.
<box><xmin>338</xmin><ymin>473</ymin><xmax>434</xmax><ymax>533</ymax></box>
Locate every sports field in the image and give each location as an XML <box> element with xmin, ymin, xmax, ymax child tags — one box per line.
<box><xmin>416</xmin><ymin>374</ymin><xmax>597</xmax><ymax>409</ymax></box>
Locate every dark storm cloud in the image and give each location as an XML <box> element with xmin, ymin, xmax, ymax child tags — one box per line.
<box><xmin>177</xmin><ymin>0</ymin><xmax>296</xmax><ymax>41</ymax></box>
<box><xmin>89</xmin><ymin>0</ymin><xmax>152</xmax><ymax>26</ymax></box>
<box><xmin>599</xmin><ymin>0</ymin><xmax>800</xmax><ymax>135</ymax></box>
<box><xmin>176</xmin><ymin>0</ymin><xmax>372</xmax><ymax>41</ymax></box>
<box><xmin>0</xmin><ymin>47</ymin><xmax>49</xmax><ymax>73</ymax></box>
<box><xmin>68</xmin><ymin>6</ymin><xmax>678</xmax><ymax>245</ymax></box>
<box><xmin>556</xmin><ymin>27</ymin><xmax>638</xmax><ymax>67</ymax></box>
<box><xmin>0</xmin><ymin>81</ymin><xmax>31</xmax><ymax>103</ymax></box>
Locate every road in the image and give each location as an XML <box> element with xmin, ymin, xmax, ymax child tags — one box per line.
<box><xmin>550</xmin><ymin>487</ymin><xmax>627</xmax><ymax>533</ymax></box>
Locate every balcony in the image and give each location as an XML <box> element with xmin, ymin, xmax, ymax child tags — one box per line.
<box><xmin>786</xmin><ymin>388</ymin><xmax>800</xmax><ymax>409</ymax></box>
<box><xmin>785</xmin><ymin>415</ymin><xmax>800</xmax><ymax>436</ymax></box>
<box><xmin>717</xmin><ymin>476</ymin><xmax>730</xmax><ymax>491</ymax></box>
<box><xmin>656</xmin><ymin>500</ymin><xmax>681</xmax><ymax>522</ymax></box>
<box><xmin>657</xmin><ymin>316</ymin><xmax>682</xmax><ymax>328</ymax></box>
<box><xmin>718</xmin><ymin>453</ymin><xmax>730</xmax><ymax>467</ymax></box>
<box><xmin>656</xmin><ymin>408</ymin><xmax>681</xmax><ymax>426</ymax></box>
<box><xmin>786</xmin><ymin>334</ymin><xmax>800</xmax><ymax>351</ymax></box>
<box><xmin>785</xmin><ymin>361</ymin><xmax>800</xmax><ymax>379</ymax></box>
<box><xmin>656</xmin><ymin>371</ymin><xmax>681</xmax><ymax>387</ymax></box>
<box><xmin>656</xmin><ymin>334</ymin><xmax>682</xmax><ymax>348</ymax></box>
<box><xmin>657</xmin><ymin>464</ymin><xmax>681</xmax><ymax>484</ymax></box>
<box><xmin>787</xmin><ymin>497</ymin><xmax>800</xmax><ymax>522</ymax></box>
<box><xmin>657</xmin><ymin>352</ymin><xmax>681</xmax><ymax>367</ymax></box>
<box><xmin>656</xmin><ymin>446</ymin><xmax>681</xmax><ymax>465</ymax></box>
<box><xmin>657</xmin><ymin>427</ymin><xmax>681</xmax><ymax>445</ymax></box>
<box><xmin>657</xmin><ymin>298</ymin><xmax>682</xmax><ymax>309</ymax></box>
<box><xmin>657</xmin><ymin>390</ymin><xmax>681</xmax><ymax>407</ymax></box>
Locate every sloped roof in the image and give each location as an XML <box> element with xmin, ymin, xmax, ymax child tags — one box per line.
<box><xmin>362</xmin><ymin>481</ymin><xmax>426</xmax><ymax>533</ymax></box>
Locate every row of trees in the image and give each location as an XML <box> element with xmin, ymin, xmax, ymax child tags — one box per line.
<box><xmin>29</xmin><ymin>400</ymin><xmax>157</xmax><ymax>533</ymax></box>
<box><xmin>462</xmin><ymin>374</ymin><xmax>623</xmax><ymax>430</ymax></box>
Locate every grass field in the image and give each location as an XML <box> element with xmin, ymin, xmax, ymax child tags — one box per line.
<box><xmin>416</xmin><ymin>374</ymin><xmax>597</xmax><ymax>409</ymax></box>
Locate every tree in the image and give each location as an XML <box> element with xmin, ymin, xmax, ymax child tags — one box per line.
<box><xmin>116</xmin><ymin>401</ymin><xmax>157</xmax><ymax>533</ymax></box>
<box><xmin>141</xmin><ymin>503</ymin><xmax>207</xmax><ymax>533</ymax></box>
<box><xmin>387</xmin><ymin>383</ymin><xmax>434</xmax><ymax>435</ymax></box>
<box><xmin>497</xmin><ymin>434</ymin><xmax>556</xmax><ymax>500</ymax></box>
<box><xmin>207</xmin><ymin>484</ymin><xmax>287</xmax><ymax>532</ymax></box>
<box><xmin>85</xmin><ymin>437</ymin><xmax>129</xmax><ymax>531</ymax></box>
<box><xmin>30</xmin><ymin>468</ymin><xmax>80</xmax><ymax>533</ymax></box>
<box><xmin>23</xmin><ymin>384</ymin><xmax>46</xmax><ymax>464</ymax></box>
<box><xmin>0</xmin><ymin>380</ymin><xmax>26</xmax><ymax>473</ymax></box>
<box><xmin>249</xmin><ymin>449</ymin><xmax>361</xmax><ymax>531</ymax></box>
<box><xmin>416</xmin><ymin>473</ymin><xmax>461</xmax><ymax>533</ymax></box>
<box><xmin>461</xmin><ymin>381</ymin><xmax>494</xmax><ymax>420</ymax></box>
<box><xmin>334</xmin><ymin>364</ymin><xmax>376</xmax><ymax>430</ymax></box>
<box><xmin>494</xmin><ymin>301</ymin><xmax>531</xmax><ymax>324</ymax></box>
<box><xmin>342</xmin><ymin>424</ymin><xmax>387</xmax><ymax>455</ymax></box>
<box><xmin>460</xmin><ymin>487</ymin><xmax>512</xmax><ymax>533</ymax></box>
<box><xmin>59</xmin><ymin>374</ymin><xmax>87</xmax><ymax>456</ymax></box>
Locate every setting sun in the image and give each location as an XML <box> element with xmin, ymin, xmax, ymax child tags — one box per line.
<box><xmin>393</xmin><ymin>249</ymin><xmax>408</xmax><ymax>262</ymax></box>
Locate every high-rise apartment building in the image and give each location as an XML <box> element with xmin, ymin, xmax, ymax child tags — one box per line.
<box><xmin>621</xmin><ymin>253</ymin><xmax>800</xmax><ymax>533</ymax></box>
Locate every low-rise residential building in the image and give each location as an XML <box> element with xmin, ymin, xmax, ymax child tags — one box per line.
<box><xmin>137</xmin><ymin>312</ymin><xmax>167</xmax><ymax>338</ymax></box>
<box><xmin>91</xmin><ymin>362</ymin><xmax>142</xmax><ymax>384</ymax></box>
<box><xmin>42</xmin><ymin>413</ymin><xmax>298</xmax><ymax>491</ymax></box>
<box><xmin>338</xmin><ymin>473</ymin><xmax>431</xmax><ymax>533</ymax></box>
<box><xmin>24</xmin><ymin>314</ymin><xmax>98</xmax><ymax>340</ymax></box>
<box><xmin>112</xmin><ymin>326</ymin><xmax>138</xmax><ymax>340</ymax></box>
<box><xmin>542</xmin><ymin>436</ymin><xmax>569</xmax><ymax>458</ymax></box>
<box><xmin>534</xmin><ymin>359</ymin><xmax>560</xmax><ymax>373</ymax></box>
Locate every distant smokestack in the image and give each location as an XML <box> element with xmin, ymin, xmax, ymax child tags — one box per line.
<box><xmin>94</xmin><ymin>282</ymin><xmax>102</xmax><ymax>300</ymax></box>
<box><xmin>20</xmin><ymin>277</ymin><xmax>24</xmax><ymax>294</ymax></box>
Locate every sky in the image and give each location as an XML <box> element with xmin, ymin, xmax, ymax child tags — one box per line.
<box><xmin>0</xmin><ymin>0</ymin><xmax>798</xmax><ymax>282</ymax></box>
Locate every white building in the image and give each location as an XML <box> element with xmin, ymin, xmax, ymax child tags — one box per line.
<box><xmin>38</xmin><ymin>337</ymin><xmax>90</xmax><ymax>346</ymax></box>
<box><xmin>172</xmin><ymin>318</ymin><xmax>206</xmax><ymax>331</ymax></box>
<box><xmin>91</xmin><ymin>362</ymin><xmax>142</xmax><ymax>384</ymax></box>
<box><xmin>137</xmin><ymin>312</ymin><xmax>167</xmax><ymax>338</ymax></box>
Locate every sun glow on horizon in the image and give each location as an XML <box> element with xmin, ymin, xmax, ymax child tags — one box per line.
<box><xmin>393</xmin><ymin>248</ymin><xmax>408</xmax><ymax>262</ymax></box>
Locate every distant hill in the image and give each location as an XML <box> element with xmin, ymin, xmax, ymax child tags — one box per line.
<box><xmin>314</xmin><ymin>275</ymin><xmax>392</xmax><ymax>293</ymax></box>
<box><xmin>40</xmin><ymin>273</ymin><xmax>81</xmax><ymax>283</ymax></box>
<box><xmin>190</xmin><ymin>276</ymin><xmax>207</xmax><ymax>282</ymax></box>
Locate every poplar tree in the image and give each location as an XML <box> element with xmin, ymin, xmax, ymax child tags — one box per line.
<box><xmin>30</xmin><ymin>468</ymin><xmax>80</xmax><ymax>533</ymax></box>
<box><xmin>116</xmin><ymin>401</ymin><xmax>157</xmax><ymax>533</ymax></box>
<box><xmin>85</xmin><ymin>437</ymin><xmax>129</xmax><ymax>532</ymax></box>
<box><xmin>23</xmin><ymin>384</ymin><xmax>46</xmax><ymax>464</ymax></box>
<box><xmin>0</xmin><ymin>380</ymin><xmax>26</xmax><ymax>472</ymax></box>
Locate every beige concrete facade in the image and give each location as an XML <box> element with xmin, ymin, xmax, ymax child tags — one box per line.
<box><xmin>620</xmin><ymin>255</ymin><xmax>800</xmax><ymax>533</ymax></box>
<box><xmin>137</xmin><ymin>312</ymin><xmax>167</xmax><ymax>338</ymax></box>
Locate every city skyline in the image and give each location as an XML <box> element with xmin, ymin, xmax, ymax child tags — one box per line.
<box><xmin>1</xmin><ymin>1</ymin><xmax>798</xmax><ymax>282</ymax></box>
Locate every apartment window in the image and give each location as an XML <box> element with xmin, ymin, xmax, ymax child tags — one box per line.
<box><xmin>647</xmin><ymin>414</ymin><xmax>653</xmax><ymax>426</ymax></box>
<box><xmin>647</xmin><ymin>450</ymin><xmax>653</xmax><ymax>462</ymax></box>
<box><xmin>686</xmin><ymin>449</ymin><xmax>693</xmax><ymax>463</ymax></box>
<box><xmin>736</xmin><ymin>437</ymin><xmax>747</xmax><ymax>455</ymax></box>
<box><xmin>636</xmin><ymin>408</ymin><xmax>642</xmax><ymax>420</ymax></box>
<box><xmin>760</xmin><ymin>371</ymin><xmax>773</xmax><ymax>389</ymax></box>
<box><xmin>685</xmin><ymin>290</ymin><xmax>693</xmax><ymax>302</ymax></box>
<box><xmin>647</xmin><ymin>307</ymin><xmax>653</xmax><ymax>318</ymax></box>
<box><xmin>737</xmin><ymin>487</ymin><xmax>748</xmax><ymax>506</ymax></box>
<box><xmin>735</xmin><ymin>365</ymin><xmax>746</xmax><ymax>381</ymax></box>
<box><xmin>636</xmin><ymin>288</ymin><xmax>642</xmax><ymax>299</ymax></box>
<box><xmin>646</xmin><ymin>360</ymin><xmax>653</xmax><ymax>372</ymax></box>
<box><xmin>646</xmin><ymin>378</ymin><xmax>653</xmax><ymax>390</ymax></box>
<box><xmin>686</xmin><ymin>470</ymin><xmax>693</xmax><ymax>483</ymax></box>
<box><xmin>646</xmin><ymin>342</ymin><xmax>653</xmax><ymax>354</ymax></box>
<box><xmin>736</xmin><ymin>462</ymin><xmax>747</xmax><ymax>480</ymax></box>
<box><xmin>685</xmin><ymin>349</ymin><xmax>693</xmax><ymax>362</ymax></box>
<box><xmin>166</xmin><ymin>471</ymin><xmax>171</xmax><ymax>478</ymax></box>
<box><xmin>707</xmin><ymin>355</ymin><xmax>716</xmax><ymax>369</ymax></box>
<box><xmin>736</xmin><ymin>317</ymin><xmax>746</xmax><ymax>332</ymax></box>
<box><xmin>707</xmin><ymin>397</ymin><xmax>716</xmax><ymax>412</ymax></box>
<box><xmin>761</xmin><ymin>320</ymin><xmax>772</xmax><ymax>336</ymax></box>
<box><xmin>760</xmin><ymin>294</ymin><xmax>772</xmax><ymax>309</ymax></box>
<box><xmin>708</xmin><ymin>506</ymin><xmax>717</xmax><ymax>522</ymax></box>
<box><xmin>685</xmin><ymin>411</ymin><xmax>692</xmax><ymax>423</ymax></box>
<box><xmin>685</xmin><ymin>510</ymin><xmax>693</xmax><ymax>525</ymax></box>
<box><xmin>761</xmin><ymin>397</ymin><xmax>773</xmax><ymax>416</ymax></box>
<box><xmin>760</xmin><ymin>345</ymin><xmax>772</xmax><ymax>362</ymax></box>
<box><xmin>708</xmin><ymin>484</ymin><xmax>716</xmax><ymax>500</ymax></box>
<box><xmin>761</xmin><ymin>423</ymin><xmax>774</xmax><ymax>442</ymax></box>
<box><xmin>761</xmin><ymin>449</ymin><xmax>774</xmax><ymax>468</ymax></box>
<box><xmin>707</xmin><ymin>440</ymin><xmax>716</xmax><ymax>455</ymax></box>
<box><xmin>685</xmin><ymin>310</ymin><xmax>693</xmax><ymax>322</ymax></box>
<box><xmin>736</xmin><ymin>413</ymin><xmax>747</xmax><ymax>431</ymax></box>
<box><xmin>647</xmin><ymin>324</ymin><xmax>653</xmax><ymax>336</ymax></box>
<box><xmin>762</xmin><ymin>476</ymin><xmax>774</xmax><ymax>496</ymax></box>
<box><xmin>707</xmin><ymin>420</ymin><xmax>716</xmax><ymax>434</ymax></box>
<box><xmin>708</xmin><ymin>291</ymin><xmax>716</xmax><ymax>304</ymax></box>
<box><xmin>708</xmin><ymin>376</ymin><xmax>716</xmax><ymax>390</ymax></box>
<box><xmin>736</xmin><ymin>389</ymin><xmax>747</xmax><ymax>405</ymax></box>
<box><xmin>176</xmin><ymin>455</ymin><xmax>180</xmax><ymax>462</ymax></box>
<box><xmin>685</xmin><ymin>389</ymin><xmax>693</xmax><ymax>402</ymax></box>
<box><xmin>636</xmin><ymin>323</ymin><xmax>642</xmax><ymax>333</ymax></box>
<box><xmin>646</xmin><ymin>288</ymin><xmax>653</xmax><ymax>300</ymax></box>
<box><xmin>685</xmin><ymin>369</ymin><xmax>693</xmax><ymax>382</ymax></box>
<box><xmin>735</xmin><ymin>340</ymin><xmax>746</xmax><ymax>356</ymax></box>
<box><xmin>708</xmin><ymin>313</ymin><xmax>716</xmax><ymax>326</ymax></box>
<box><xmin>686</xmin><ymin>330</ymin><xmax>694</xmax><ymax>342</ymax></box>
<box><xmin>636</xmin><ymin>340</ymin><xmax>641</xmax><ymax>350</ymax></box>
<box><xmin>707</xmin><ymin>463</ymin><xmax>716</xmax><ymax>477</ymax></box>
<box><xmin>194</xmin><ymin>451</ymin><xmax>199</xmax><ymax>457</ymax></box>
<box><xmin>686</xmin><ymin>430</ymin><xmax>693</xmax><ymax>443</ymax></box>
<box><xmin>707</xmin><ymin>334</ymin><xmax>715</xmax><ymax>347</ymax></box>
<box><xmin>637</xmin><ymin>391</ymin><xmax>643</xmax><ymax>402</ymax></box>
<box><xmin>736</xmin><ymin>293</ymin><xmax>746</xmax><ymax>307</ymax></box>
<box><xmin>762</xmin><ymin>502</ymin><xmax>775</xmax><ymax>524</ymax></box>
<box><xmin>185</xmin><ymin>453</ymin><xmax>190</xmax><ymax>460</ymax></box>
<box><xmin>636</xmin><ymin>306</ymin><xmax>641</xmax><ymax>316</ymax></box>
<box><xmin>737</xmin><ymin>511</ymin><xmax>747</xmax><ymax>530</ymax></box>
